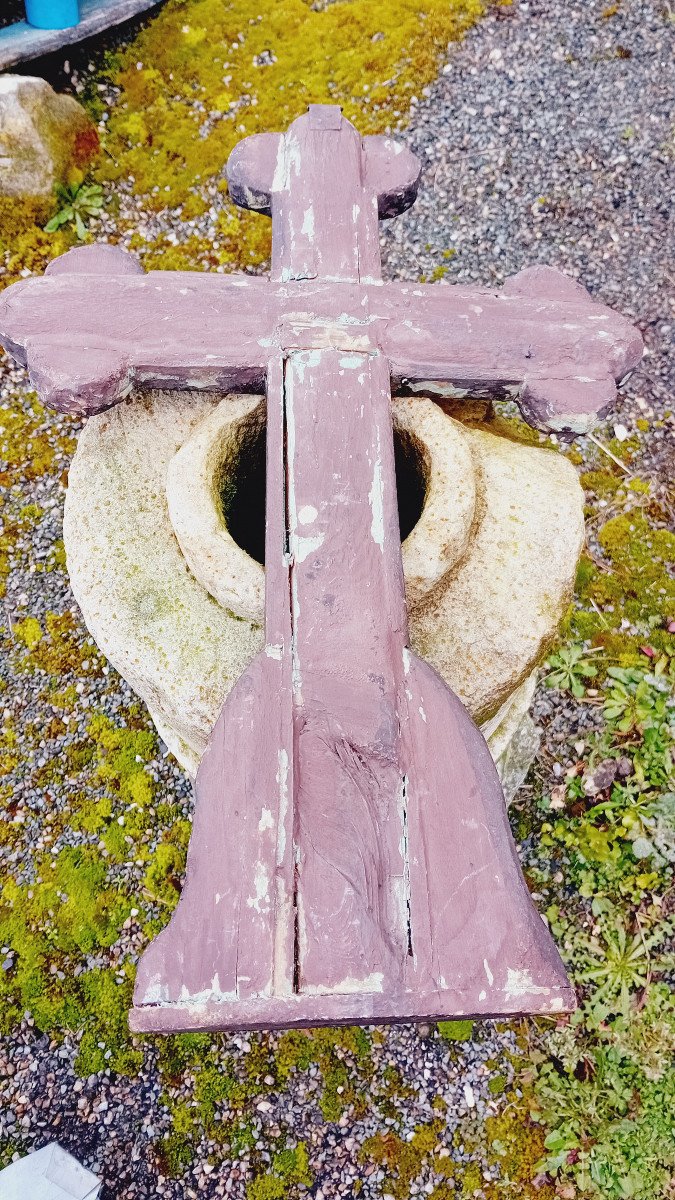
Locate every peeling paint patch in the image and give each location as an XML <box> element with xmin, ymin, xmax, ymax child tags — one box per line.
<box><xmin>504</xmin><ymin>967</ymin><xmax>551</xmax><ymax>1000</ymax></box>
<box><xmin>276</xmin><ymin>749</ymin><xmax>289</xmax><ymax>865</ymax></box>
<box><xmin>293</xmin><ymin>532</ymin><xmax>325</xmax><ymax>563</ymax></box>
<box><xmin>302</xmin><ymin>971</ymin><xmax>384</xmax><ymax>996</ymax></box>
<box><xmin>301</xmin><ymin>206</ymin><xmax>315</xmax><ymax>238</ymax></box>
<box><xmin>368</xmin><ymin>430</ymin><xmax>385</xmax><ymax>551</ymax></box>
<box><xmin>246</xmin><ymin>861</ymin><xmax>271</xmax><ymax>913</ymax></box>
<box><xmin>258</xmin><ymin>807</ymin><xmax>274</xmax><ymax>833</ymax></box>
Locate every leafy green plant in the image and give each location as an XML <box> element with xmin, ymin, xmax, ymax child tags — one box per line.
<box><xmin>534</xmin><ymin>1049</ymin><xmax>675</xmax><ymax>1200</ymax></box>
<box><xmin>545</xmin><ymin>644</ymin><xmax>600</xmax><ymax>697</ymax></box>
<box><xmin>629</xmin><ymin>792</ymin><xmax>675</xmax><ymax>866</ymax></box>
<box><xmin>603</xmin><ymin>666</ymin><xmax>673</xmax><ymax>733</ymax></box>
<box><xmin>578</xmin><ymin>917</ymin><xmax>674</xmax><ymax>1019</ymax></box>
<box><xmin>44</xmin><ymin>181</ymin><xmax>104</xmax><ymax>240</ymax></box>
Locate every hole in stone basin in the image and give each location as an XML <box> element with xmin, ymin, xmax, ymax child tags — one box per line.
<box><xmin>222</xmin><ymin>418</ymin><xmax>428</xmax><ymax>567</ymax></box>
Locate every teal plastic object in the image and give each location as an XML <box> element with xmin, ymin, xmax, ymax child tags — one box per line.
<box><xmin>25</xmin><ymin>0</ymin><xmax>80</xmax><ymax>29</ymax></box>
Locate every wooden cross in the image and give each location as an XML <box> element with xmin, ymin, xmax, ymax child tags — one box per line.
<box><xmin>0</xmin><ymin>106</ymin><xmax>642</xmax><ymax>1033</ymax></box>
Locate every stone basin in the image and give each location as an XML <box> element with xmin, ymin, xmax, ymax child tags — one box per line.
<box><xmin>63</xmin><ymin>391</ymin><xmax>584</xmax><ymax>797</ymax></box>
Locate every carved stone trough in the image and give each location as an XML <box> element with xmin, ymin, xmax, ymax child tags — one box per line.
<box><xmin>62</xmin><ymin>388</ymin><xmax>585</xmax><ymax>798</ymax></box>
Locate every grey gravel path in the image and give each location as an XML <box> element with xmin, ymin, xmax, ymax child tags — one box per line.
<box><xmin>382</xmin><ymin>0</ymin><xmax>674</xmax><ymax>447</ymax></box>
<box><xmin>1</xmin><ymin>1</ymin><xmax>673</xmax><ymax>1197</ymax></box>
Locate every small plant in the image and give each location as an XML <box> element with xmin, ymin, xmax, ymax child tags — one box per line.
<box><xmin>579</xmin><ymin>916</ymin><xmax>675</xmax><ymax>1018</ymax></box>
<box><xmin>545</xmin><ymin>644</ymin><xmax>599</xmax><ymax>697</ymax></box>
<box><xmin>603</xmin><ymin>666</ymin><xmax>672</xmax><ymax>733</ymax></box>
<box><xmin>630</xmin><ymin>792</ymin><xmax>675</xmax><ymax>866</ymax></box>
<box><xmin>45</xmin><ymin>180</ymin><xmax>104</xmax><ymax>240</ymax></box>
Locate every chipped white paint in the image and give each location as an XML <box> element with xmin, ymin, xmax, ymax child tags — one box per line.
<box><xmin>246</xmin><ymin>861</ymin><xmax>270</xmax><ymax>914</ymax></box>
<box><xmin>293</xmin><ymin>532</ymin><xmax>325</xmax><ymax>563</ymax></box>
<box><xmin>483</xmin><ymin>959</ymin><xmax>494</xmax><ymax>987</ymax></box>
<box><xmin>504</xmin><ymin>967</ymin><xmax>551</xmax><ymax>1000</ymax></box>
<box><xmin>395</xmin><ymin>775</ymin><xmax>413</xmax><ymax>960</ymax></box>
<box><xmin>368</xmin><ymin>428</ymin><xmax>385</xmax><ymax>551</ymax></box>
<box><xmin>258</xmin><ymin>808</ymin><xmax>274</xmax><ymax>833</ymax></box>
<box><xmin>339</xmin><ymin>353</ymin><xmax>364</xmax><ymax>370</ymax></box>
<box><xmin>301</xmin><ymin>206</ymin><xmax>315</xmax><ymax>238</ymax></box>
<box><xmin>298</xmin><ymin>504</ymin><xmax>318</xmax><ymax>525</ymax></box>
<box><xmin>302</xmin><ymin>971</ymin><xmax>385</xmax><ymax>996</ymax></box>
<box><xmin>276</xmin><ymin>748</ymin><xmax>289</xmax><ymax>866</ymax></box>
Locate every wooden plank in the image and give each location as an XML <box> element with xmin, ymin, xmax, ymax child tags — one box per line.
<box><xmin>0</xmin><ymin>262</ymin><xmax>642</xmax><ymax>433</ymax></box>
<box><xmin>131</xmin><ymin>346</ymin><xmax>575</xmax><ymax>1032</ymax></box>
<box><xmin>0</xmin><ymin>0</ymin><xmax>161</xmax><ymax>69</ymax></box>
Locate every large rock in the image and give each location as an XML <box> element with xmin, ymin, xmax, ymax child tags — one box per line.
<box><xmin>0</xmin><ymin>75</ymin><xmax>98</xmax><ymax>199</ymax></box>
<box><xmin>63</xmin><ymin>391</ymin><xmax>584</xmax><ymax>793</ymax></box>
<box><xmin>0</xmin><ymin>1142</ymin><xmax>101</xmax><ymax>1199</ymax></box>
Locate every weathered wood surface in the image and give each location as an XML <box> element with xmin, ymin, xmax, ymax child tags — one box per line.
<box><xmin>0</xmin><ymin>0</ymin><xmax>160</xmax><ymax>70</ymax></box>
<box><xmin>0</xmin><ymin>106</ymin><xmax>643</xmax><ymax>1032</ymax></box>
<box><xmin>0</xmin><ymin>257</ymin><xmax>642</xmax><ymax>433</ymax></box>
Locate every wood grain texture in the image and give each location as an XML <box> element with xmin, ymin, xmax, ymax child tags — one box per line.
<box><xmin>0</xmin><ymin>267</ymin><xmax>642</xmax><ymax>432</ymax></box>
<box><xmin>0</xmin><ymin>106</ymin><xmax>643</xmax><ymax>1031</ymax></box>
<box><xmin>131</xmin><ymin>345</ymin><xmax>574</xmax><ymax>1032</ymax></box>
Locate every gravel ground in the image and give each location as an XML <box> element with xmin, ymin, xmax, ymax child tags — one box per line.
<box><xmin>1</xmin><ymin>0</ymin><xmax>674</xmax><ymax>1197</ymax></box>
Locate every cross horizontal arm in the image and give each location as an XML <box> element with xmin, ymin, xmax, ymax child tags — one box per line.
<box><xmin>0</xmin><ymin>248</ymin><xmax>276</xmax><ymax>413</ymax></box>
<box><xmin>379</xmin><ymin>266</ymin><xmax>643</xmax><ymax>434</ymax></box>
<box><xmin>0</xmin><ymin>245</ymin><xmax>641</xmax><ymax>433</ymax></box>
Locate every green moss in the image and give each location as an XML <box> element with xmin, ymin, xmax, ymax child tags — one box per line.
<box><xmin>569</xmin><ymin>509</ymin><xmax>675</xmax><ymax>660</ymax></box>
<box><xmin>12</xmin><ymin>616</ymin><xmax>42</xmax><ymax>650</ymax></box>
<box><xmin>159</xmin><ymin>1129</ymin><xmax>196</xmax><ymax>1176</ymax></box>
<box><xmin>438</xmin><ymin>1019</ymin><xmax>474</xmax><ymax>1042</ymax></box>
<box><xmin>360</xmin><ymin>1120</ymin><xmax>457</xmax><ymax>1200</ymax></box>
<box><xmin>88</xmin><ymin>711</ymin><xmax>156</xmax><ymax>805</ymax></box>
<box><xmin>460</xmin><ymin>1162</ymin><xmax>483</xmax><ymax>1196</ymax></box>
<box><xmin>97</xmin><ymin>0</ymin><xmax>483</xmax><ymax>213</ymax></box>
<box><xmin>248</xmin><ymin>1142</ymin><xmax>313</xmax><ymax>1200</ymax></box>
<box><xmin>483</xmin><ymin>1093</ymin><xmax>555</xmax><ymax>1199</ymax></box>
<box><xmin>15</xmin><ymin>611</ymin><xmax>103</xmax><ymax>678</ymax></box>
<box><xmin>580</xmin><ymin>468</ymin><xmax>625</xmax><ymax>498</ymax></box>
<box><xmin>487</xmin><ymin>1073</ymin><xmax>507</xmax><ymax>1095</ymax></box>
<box><xmin>0</xmin><ymin>197</ymin><xmax>53</xmax><ymax>253</ymax></box>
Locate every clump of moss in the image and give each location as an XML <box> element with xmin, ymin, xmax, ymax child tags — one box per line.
<box><xmin>569</xmin><ymin>508</ymin><xmax>675</xmax><ymax>660</ymax></box>
<box><xmin>14</xmin><ymin>610</ymin><xmax>104</xmax><ymax>678</ymax></box>
<box><xmin>361</xmin><ymin>1121</ymin><xmax>441</xmax><ymax>1199</ymax></box>
<box><xmin>483</xmin><ymin>1092</ymin><xmax>555</xmax><ymax>1199</ymax></box>
<box><xmin>97</xmin><ymin>0</ymin><xmax>484</xmax><ymax>211</ymax></box>
<box><xmin>248</xmin><ymin>1142</ymin><xmax>313</xmax><ymax>1199</ymax></box>
<box><xmin>0</xmin><ymin>197</ymin><xmax>53</xmax><ymax>253</ymax></box>
<box><xmin>274</xmin><ymin>1024</ymin><xmax>372</xmax><ymax>1121</ymax></box>
<box><xmin>438</xmin><ymin>1019</ymin><xmax>474</xmax><ymax>1042</ymax></box>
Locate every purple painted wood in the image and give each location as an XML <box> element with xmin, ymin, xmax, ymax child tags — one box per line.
<box><xmin>0</xmin><ymin>265</ymin><xmax>642</xmax><ymax>431</ymax></box>
<box><xmin>0</xmin><ymin>106</ymin><xmax>644</xmax><ymax>1032</ymax></box>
